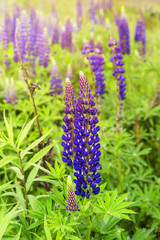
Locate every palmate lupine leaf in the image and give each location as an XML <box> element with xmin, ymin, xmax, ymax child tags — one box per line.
<box><xmin>48</xmin><ymin>211</ymin><xmax>79</xmax><ymax>234</ymax></box>
<box><xmin>92</xmin><ymin>189</ymin><xmax>135</xmax><ymax>223</ymax></box>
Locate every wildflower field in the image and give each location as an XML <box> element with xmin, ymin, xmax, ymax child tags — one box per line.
<box><xmin>0</xmin><ymin>0</ymin><xmax>160</xmax><ymax>239</ymax></box>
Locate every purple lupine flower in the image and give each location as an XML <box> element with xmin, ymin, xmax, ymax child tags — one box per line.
<box><xmin>135</xmin><ymin>16</ymin><xmax>146</xmax><ymax>55</ymax></box>
<box><xmin>81</xmin><ymin>42</ymin><xmax>91</xmax><ymax>55</ymax></box>
<box><xmin>66</xmin><ymin>64</ymin><xmax>72</xmax><ymax>79</ymax></box>
<box><xmin>19</xmin><ymin>10</ymin><xmax>31</xmax><ymax>62</ymax></box>
<box><xmin>73</xmin><ymin>71</ymin><xmax>101</xmax><ymax>198</ymax></box>
<box><xmin>90</xmin><ymin>0</ymin><xmax>97</xmax><ymax>24</ymax></box>
<box><xmin>4</xmin><ymin>54</ymin><xmax>10</xmax><ymax>68</ymax></box>
<box><xmin>118</xmin><ymin>11</ymin><xmax>130</xmax><ymax>55</ymax></box>
<box><xmin>89</xmin><ymin>32</ymin><xmax>95</xmax><ymax>52</ymax></box>
<box><xmin>50</xmin><ymin>59</ymin><xmax>62</xmax><ymax>96</ymax></box>
<box><xmin>1</xmin><ymin>12</ymin><xmax>11</xmax><ymax>50</ymax></box>
<box><xmin>77</xmin><ymin>0</ymin><xmax>82</xmax><ymax>30</ymax></box>
<box><xmin>109</xmin><ymin>37</ymin><xmax>126</xmax><ymax>111</ymax></box>
<box><xmin>39</xmin><ymin>28</ymin><xmax>50</xmax><ymax>68</ymax></box>
<box><xmin>65</xmin><ymin>18</ymin><xmax>73</xmax><ymax>51</ymax></box>
<box><xmin>52</xmin><ymin>3</ymin><xmax>58</xmax><ymax>20</ymax></box>
<box><xmin>4</xmin><ymin>78</ymin><xmax>18</xmax><ymax>105</ymax></box>
<box><xmin>94</xmin><ymin>43</ymin><xmax>105</xmax><ymax>97</ymax></box>
<box><xmin>115</xmin><ymin>13</ymin><xmax>120</xmax><ymax>26</ymax></box>
<box><xmin>35</xmin><ymin>12</ymin><xmax>46</xmax><ymax>57</ymax></box>
<box><xmin>62</xmin><ymin>78</ymin><xmax>76</xmax><ymax>165</ymax></box>
<box><xmin>61</xmin><ymin>27</ymin><xmax>66</xmax><ymax>49</ymax></box>
<box><xmin>51</xmin><ymin>19</ymin><xmax>60</xmax><ymax>44</ymax></box>
<box><xmin>11</xmin><ymin>5</ymin><xmax>20</xmax><ymax>42</ymax></box>
<box><xmin>66</xmin><ymin>175</ymin><xmax>79</xmax><ymax>211</ymax></box>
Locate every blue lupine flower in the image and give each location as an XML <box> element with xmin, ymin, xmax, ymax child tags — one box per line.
<box><xmin>73</xmin><ymin>71</ymin><xmax>101</xmax><ymax>198</ymax></box>
<box><xmin>77</xmin><ymin>0</ymin><xmax>82</xmax><ymax>30</ymax></box>
<box><xmin>135</xmin><ymin>17</ymin><xmax>146</xmax><ymax>55</ymax></box>
<box><xmin>50</xmin><ymin>59</ymin><xmax>63</xmax><ymax>96</ymax></box>
<box><xmin>109</xmin><ymin>37</ymin><xmax>126</xmax><ymax>112</ymax></box>
<box><xmin>118</xmin><ymin>10</ymin><xmax>130</xmax><ymax>55</ymax></box>
<box><xmin>62</xmin><ymin>78</ymin><xmax>77</xmax><ymax>165</ymax></box>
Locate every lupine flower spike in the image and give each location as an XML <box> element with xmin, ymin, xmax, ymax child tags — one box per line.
<box><xmin>135</xmin><ymin>14</ymin><xmax>146</xmax><ymax>55</ymax></box>
<box><xmin>109</xmin><ymin>36</ymin><xmax>126</xmax><ymax>132</ymax></box>
<box><xmin>4</xmin><ymin>78</ymin><xmax>18</xmax><ymax>105</ymax></box>
<box><xmin>118</xmin><ymin>7</ymin><xmax>130</xmax><ymax>55</ymax></box>
<box><xmin>50</xmin><ymin>59</ymin><xmax>62</xmax><ymax>96</ymax></box>
<box><xmin>62</xmin><ymin>78</ymin><xmax>77</xmax><ymax>165</ymax></box>
<box><xmin>73</xmin><ymin>71</ymin><xmax>101</xmax><ymax>198</ymax></box>
<box><xmin>66</xmin><ymin>175</ymin><xmax>79</xmax><ymax>211</ymax></box>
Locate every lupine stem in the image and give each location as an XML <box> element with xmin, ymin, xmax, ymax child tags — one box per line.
<box><xmin>15</xmin><ymin>23</ymin><xmax>42</xmax><ymax>139</ymax></box>
<box><xmin>116</xmin><ymin>153</ymin><xmax>123</xmax><ymax>193</ymax></box>
<box><xmin>86</xmin><ymin>216</ymin><xmax>92</xmax><ymax>240</ymax></box>
<box><xmin>18</xmin><ymin>152</ymin><xmax>30</xmax><ymax>225</ymax></box>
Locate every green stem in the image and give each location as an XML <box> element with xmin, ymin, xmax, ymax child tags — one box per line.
<box><xmin>86</xmin><ymin>216</ymin><xmax>92</xmax><ymax>240</ymax></box>
<box><xmin>18</xmin><ymin>152</ymin><xmax>30</xmax><ymax>225</ymax></box>
<box><xmin>117</xmin><ymin>154</ymin><xmax>123</xmax><ymax>193</ymax></box>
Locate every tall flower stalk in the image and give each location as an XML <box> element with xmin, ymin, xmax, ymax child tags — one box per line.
<box><xmin>73</xmin><ymin>71</ymin><xmax>101</xmax><ymax>198</ymax></box>
<box><xmin>62</xmin><ymin>78</ymin><xmax>77</xmax><ymax>165</ymax></box>
<box><xmin>109</xmin><ymin>36</ymin><xmax>126</xmax><ymax>133</ymax></box>
<box><xmin>135</xmin><ymin>14</ymin><xmax>146</xmax><ymax>55</ymax></box>
<box><xmin>109</xmin><ymin>37</ymin><xmax>126</xmax><ymax>192</ymax></box>
<box><xmin>118</xmin><ymin>8</ymin><xmax>130</xmax><ymax>55</ymax></box>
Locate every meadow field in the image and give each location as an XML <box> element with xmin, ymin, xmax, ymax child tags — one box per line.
<box><xmin>0</xmin><ymin>0</ymin><xmax>160</xmax><ymax>239</ymax></box>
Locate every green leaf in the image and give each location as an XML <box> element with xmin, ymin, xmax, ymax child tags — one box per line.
<box><xmin>44</xmin><ymin>215</ymin><xmax>52</xmax><ymax>240</ymax></box>
<box><xmin>0</xmin><ymin>205</ymin><xmax>17</xmax><ymax>240</ymax></box>
<box><xmin>26</xmin><ymin>161</ymin><xmax>41</xmax><ymax>191</ymax></box>
<box><xmin>10</xmin><ymin>167</ymin><xmax>23</xmax><ymax>180</ymax></box>
<box><xmin>16</xmin><ymin>117</ymin><xmax>37</xmax><ymax>148</ymax></box>
<box><xmin>21</xmin><ymin>129</ymin><xmax>53</xmax><ymax>158</ymax></box>
<box><xmin>14</xmin><ymin>228</ymin><xmax>21</xmax><ymax>240</ymax></box>
<box><xmin>0</xmin><ymin>181</ymin><xmax>13</xmax><ymax>192</ymax></box>
<box><xmin>132</xmin><ymin>228</ymin><xmax>154</xmax><ymax>240</ymax></box>
<box><xmin>24</xmin><ymin>143</ymin><xmax>54</xmax><ymax>171</ymax></box>
<box><xmin>3</xmin><ymin>111</ymin><xmax>13</xmax><ymax>144</ymax></box>
<box><xmin>0</xmin><ymin>156</ymin><xmax>18</xmax><ymax>168</ymax></box>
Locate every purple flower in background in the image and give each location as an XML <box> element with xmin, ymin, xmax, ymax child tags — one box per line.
<box><xmin>1</xmin><ymin>12</ymin><xmax>11</xmax><ymax>50</ymax></box>
<box><xmin>51</xmin><ymin>19</ymin><xmax>60</xmax><ymax>44</ymax></box>
<box><xmin>4</xmin><ymin>78</ymin><xmax>18</xmax><ymax>105</ymax></box>
<box><xmin>50</xmin><ymin>59</ymin><xmax>63</xmax><ymax>96</ymax></box>
<box><xmin>90</xmin><ymin>0</ymin><xmax>97</xmax><ymax>24</ymax></box>
<box><xmin>118</xmin><ymin>10</ymin><xmax>130</xmax><ymax>55</ymax></box>
<box><xmin>73</xmin><ymin>71</ymin><xmax>101</xmax><ymax>198</ymax></box>
<box><xmin>62</xmin><ymin>78</ymin><xmax>76</xmax><ymax>165</ymax></box>
<box><xmin>135</xmin><ymin>16</ymin><xmax>146</xmax><ymax>55</ymax></box>
<box><xmin>109</xmin><ymin>36</ymin><xmax>126</xmax><ymax>113</ymax></box>
<box><xmin>39</xmin><ymin>28</ymin><xmax>50</xmax><ymax>68</ymax></box>
<box><xmin>81</xmin><ymin>42</ymin><xmax>91</xmax><ymax>55</ymax></box>
<box><xmin>77</xmin><ymin>0</ymin><xmax>82</xmax><ymax>30</ymax></box>
<box><xmin>4</xmin><ymin>54</ymin><xmax>10</xmax><ymax>68</ymax></box>
<box><xmin>66</xmin><ymin>175</ymin><xmax>79</xmax><ymax>211</ymax></box>
<box><xmin>11</xmin><ymin>5</ymin><xmax>20</xmax><ymax>42</ymax></box>
<box><xmin>65</xmin><ymin>18</ymin><xmax>73</xmax><ymax>51</ymax></box>
<box><xmin>66</xmin><ymin>64</ymin><xmax>72</xmax><ymax>79</ymax></box>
